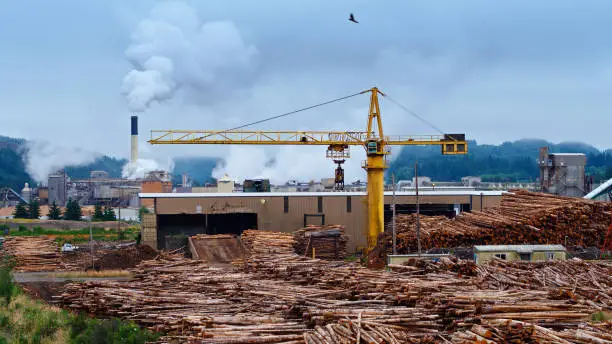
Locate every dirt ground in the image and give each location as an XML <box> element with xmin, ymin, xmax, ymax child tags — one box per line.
<box><xmin>19</xmin><ymin>281</ymin><xmax>67</xmax><ymax>303</ymax></box>
<box><xmin>94</xmin><ymin>245</ymin><xmax>158</xmax><ymax>270</ymax></box>
<box><xmin>61</xmin><ymin>243</ymin><xmax>158</xmax><ymax>270</ymax></box>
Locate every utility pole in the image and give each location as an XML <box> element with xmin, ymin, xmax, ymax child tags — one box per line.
<box><xmin>117</xmin><ymin>188</ymin><xmax>122</xmax><ymax>236</ymax></box>
<box><xmin>415</xmin><ymin>161</ymin><xmax>421</xmax><ymax>256</ymax></box>
<box><xmin>392</xmin><ymin>173</ymin><xmax>397</xmax><ymax>255</ymax></box>
<box><xmin>89</xmin><ymin>216</ymin><xmax>94</xmax><ymax>270</ymax></box>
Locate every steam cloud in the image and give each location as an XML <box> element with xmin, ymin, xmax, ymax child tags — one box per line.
<box><xmin>122</xmin><ymin>1</ymin><xmax>257</xmax><ymax>112</ymax></box>
<box><xmin>212</xmin><ymin>146</ymin><xmax>366</xmax><ymax>185</ymax></box>
<box><xmin>122</xmin><ymin>157</ymin><xmax>174</xmax><ymax>180</ymax></box>
<box><xmin>24</xmin><ymin>141</ymin><xmax>100</xmax><ymax>183</ymax></box>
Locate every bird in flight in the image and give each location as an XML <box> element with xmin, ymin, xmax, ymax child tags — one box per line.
<box><xmin>349</xmin><ymin>13</ymin><xmax>359</xmax><ymax>23</ymax></box>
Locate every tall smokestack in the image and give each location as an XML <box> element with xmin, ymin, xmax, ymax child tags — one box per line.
<box><xmin>131</xmin><ymin>115</ymin><xmax>138</xmax><ymax>164</ymax></box>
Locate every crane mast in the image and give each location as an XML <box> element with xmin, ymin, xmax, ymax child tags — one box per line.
<box><xmin>149</xmin><ymin>87</ymin><xmax>468</xmax><ymax>251</ymax></box>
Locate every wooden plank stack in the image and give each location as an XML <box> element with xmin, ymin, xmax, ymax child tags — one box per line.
<box><xmin>2</xmin><ymin>236</ymin><xmax>64</xmax><ymax>272</ymax></box>
<box><xmin>293</xmin><ymin>225</ymin><xmax>348</xmax><ymax>260</ymax></box>
<box><xmin>378</xmin><ymin>190</ymin><xmax>612</xmax><ymax>254</ymax></box>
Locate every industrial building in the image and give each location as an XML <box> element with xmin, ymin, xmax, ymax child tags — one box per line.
<box><xmin>139</xmin><ymin>190</ymin><xmax>502</xmax><ymax>251</ymax></box>
<box><xmin>473</xmin><ymin>245</ymin><xmax>567</xmax><ymax>265</ymax></box>
<box><xmin>538</xmin><ymin>147</ymin><xmax>589</xmax><ymax>197</ymax></box>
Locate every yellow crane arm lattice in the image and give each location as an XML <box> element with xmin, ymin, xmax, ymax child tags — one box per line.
<box><xmin>148</xmin><ymin>130</ymin><xmax>467</xmax><ymax>154</ymax></box>
<box><xmin>148</xmin><ymin>87</ymin><xmax>468</xmax><ymax>252</ymax></box>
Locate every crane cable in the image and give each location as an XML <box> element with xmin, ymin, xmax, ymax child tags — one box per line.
<box><xmin>382</xmin><ymin>94</ymin><xmax>445</xmax><ymax>135</ymax></box>
<box><xmin>222</xmin><ymin>90</ymin><xmax>367</xmax><ymax>132</ymax></box>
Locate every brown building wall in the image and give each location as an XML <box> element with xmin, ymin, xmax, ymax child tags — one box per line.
<box><xmin>148</xmin><ymin>193</ymin><xmax>501</xmax><ymax>251</ymax></box>
<box><xmin>141</xmin><ymin>181</ymin><xmax>173</xmax><ymax>207</ymax></box>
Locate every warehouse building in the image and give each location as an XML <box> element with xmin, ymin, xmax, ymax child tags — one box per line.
<box><xmin>139</xmin><ymin>190</ymin><xmax>503</xmax><ymax>251</ymax></box>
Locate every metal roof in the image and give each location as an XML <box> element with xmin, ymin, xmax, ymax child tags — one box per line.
<box><xmin>550</xmin><ymin>153</ymin><xmax>586</xmax><ymax>156</ymax></box>
<box><xmin>139</xmin><ymin>190</ymin><xmax>504</xmax><ymax>198</ymax></box>
<box><xmin>474</xmin><ymin>244</ymin><xmax>566</xmax><ymax>252</ymax></box>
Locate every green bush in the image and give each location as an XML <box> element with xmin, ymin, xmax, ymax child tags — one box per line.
<box><xmin>0</xmin><ymin>257</ymin><xmax>16</xmax><ymax>306</ymax></box>
<box><xmin>69</xmin><ymin>314</ymin><xmax>158</xmax><ymax>344</ymax></box>
<box><xmin>18</xmin><ymin>225</ymin><xmax>27</xmax><ymax>232</ymax></box>
<box><xmin>0</xmin><ymin>313</ymin><xmax>9</xmax><ymax>328</ymax></box>
<box><xmin>0</xmin><ymin>224</ymin><xmax>8</xmax><ymax>231</ymax></box>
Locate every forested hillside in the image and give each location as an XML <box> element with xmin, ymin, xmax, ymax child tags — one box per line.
<box><xmin>1</xmin><ymin>135</ymin><xmax>611</xmax><ymax>190</ymax></box>
<box><xmin>387</xmin><ymin>139</ymin><xmax>612</xmax><ymax>182</ymax></box>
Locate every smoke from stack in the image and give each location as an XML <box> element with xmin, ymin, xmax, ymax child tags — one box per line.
<box><xmin>131</xmin><ymin>115</ymin><xmax>138</xmax><ymax>164</ymax></box>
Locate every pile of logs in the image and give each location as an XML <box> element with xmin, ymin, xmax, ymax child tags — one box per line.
<box><xmin>241</xmin><ymin>230</ymin><xmax>296</xmax><ymax>255</ymax></box>
<box><xmin>475</xmin><ymin>258</ymin><xmax>612</xmax><ymax>307</ymax></box>
<box><xmin>379</xmin><ymin>190</ymin><xmax>612</xmax><ymax>254</ymax></box>
<box><xmin>451</xmin><ymin>319</ymin><xmax>612</xmax><ymax>343</ymax></box>
<box><xmin>2</xmin><ymin>236</ymin><xmax>65</xmax><ymax>272</ymax></box>
<box><xmin>293</xmin><ymin>225</ymin><xmax>348</xmax><ymax>260</ymax></box>
<box><xmin>59</xmin><ymin>240</ymin><xmax>611</xmax><ymax>343</ymax></box>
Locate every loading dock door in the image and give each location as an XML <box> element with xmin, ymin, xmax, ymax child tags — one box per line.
<box><xmin>157</xmin><ymin>213</ymin><xmax>257</xmax><ymax>250</ymax></box>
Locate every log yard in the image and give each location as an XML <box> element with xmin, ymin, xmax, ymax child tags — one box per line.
<box><xmin>1</xmin><ymin>1</ymin><xmax>612</xmax><ymax>344</ymax></box>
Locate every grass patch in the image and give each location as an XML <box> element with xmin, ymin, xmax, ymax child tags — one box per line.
<box><xmin>591</xmin><ymin>311</ymin><xmax>612</xmax><ymax>322</ymax></box>
<box><xmin>53</xmin><ymin>270</ymin><xmax>132</xmax><ymax>279</ymax></box>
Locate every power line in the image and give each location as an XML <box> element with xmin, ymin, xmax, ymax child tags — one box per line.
<box><xmin>223</xmin><ymin>91</ymin><xmax>367</xmax><ymax>132</ymax></box>
<box><xmin>382</xmin><ymin>94</ymin><xmax>445</xmax><ymax>135</ymax></box>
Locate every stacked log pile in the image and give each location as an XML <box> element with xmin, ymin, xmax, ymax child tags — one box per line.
<box><xmin>241</xmin><ymin>229</ymin><xmax>296</xmax><ymax>255</ymax></box>
<box><xmin>60</xmin><ymin>229</ymin><xmax>611</xmax><ymax>343</ymax></box>
<box><xmin>380</xmin><ymin>190</ymin><xmax>612</xmax><ymax>253</ymax></box>
<box><xmin>476</xmin><ymin>258</ymin><xmax>612</xmax><ymax>308</ymax></box>
<box><xmin>62</xmin><ymin>256</ymin><xmax>315</xmax><ymax>342</ymax></box>
<box><xmin>451</xmin><ymin>319</ymin><xmax>612</xmax><ymax>343</ymax></box>
<box><xmin>293</xmin><ymin>225</ymin><xmax>348</xmax><ymax>260</ymax></box>
<box><xmin>2</xmin><ymin>236</ymin><xmax>65</xmax><ymax>272</ymax></box>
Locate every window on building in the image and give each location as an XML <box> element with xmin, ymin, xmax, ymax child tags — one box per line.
<box><xmin>519</xmin><ymin>253</ymin><xmax>531</xmax><ymax>261</ymax></box>
<box><xmin>346</xmin><ymin>196</ymin><xmax>352</xmax><ymax>213</ymax></box>
<box><xmin>318</xmin><ymin>196</ymin><xmax>323</xmax><ymax>213</ymax></box>
<box><xmin>494</xmin><ymin>253</ymin><xmax>507</xmax><ymax>260</ymax></box>
<box><xmin>283</xmin><ymin>196</ymin><xmax>289</xmax><ymax>213</ymax></box>
<box><xmin>546</xmin><ymin>252</ymin><xmax>555</xmax><ymax>260</ymax></box>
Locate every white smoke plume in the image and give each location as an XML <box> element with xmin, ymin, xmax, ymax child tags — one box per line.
<box><xmin>23</xmin><ymin>141</ymin><xmax>100</xmax><ymax>183</ymax></box>
<box><xmin>212</xmin><ymin>146</ymin><xmax>366</xmax><ymax>185</ymax></box>
<box><xmin>121</xmin><ymin>157</ymin><xmax>174</xmax><ymax>180</ymax></box>
<box><xmin>122</xmin><ymin>0</ymin><xmax>257</xmax><ymax>112</ymax></box>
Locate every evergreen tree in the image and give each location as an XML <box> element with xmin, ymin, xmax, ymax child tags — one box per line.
<box><xmin>47</xmin><ymin>201</ymin><xmax>62</xmax><ymax>220</ymax></box>
<box><xmin>93</xmin><ymin>204</ymin><xmax>104</xmax><ymax>222</ymax></box>
<box><xmin>13</xmin><ymin>202</ymin><xmax>29</xmax><ymax>219</ymax></box>
<box><xmin>64</xmin><ymin>199</ymin><xmax>82</xmax><ymax>221</ymax></box>
<box><xmin>27</xmin><ymin>199</ymin><xmax>40</xmax><ymax>219</ymax></box>
<box><xmin>138</xmin><ymin>206</ymin><xmax>150</xmax><ymax>222</ymax></box>
<box><xmin>103</xmin><ymin>207</ymin><xmax>116</xmax><ymax>221</ymax></box>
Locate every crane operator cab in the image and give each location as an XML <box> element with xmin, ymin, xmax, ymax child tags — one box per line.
<box><xmin>366</xmin><ymin>139</ymin><xmax>381</xmax><ymax>155</ymax></box>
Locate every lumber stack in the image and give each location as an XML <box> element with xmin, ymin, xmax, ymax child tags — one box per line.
<box><xmin>241</xmin><ymin>229</ymin><xmax>296</xmax><ymax>255</ymax></box>
<box><xmin>378</xmin><ymin>190</ymin><xmax>612</xmax><ymax>254</ymax></box>
<box><xmin>293</xmin><ymin>225</ymin><xmax>348</xmax><ymax>260</ymax></box>
<box><xmin>2</xmin><ymin>236</ymin><xmax>64</xmax><ymax>272</ymax></box>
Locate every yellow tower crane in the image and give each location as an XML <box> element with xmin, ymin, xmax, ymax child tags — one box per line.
<box><xmin>148</xmin><ymin>87</ymin><xmax>468</xmax><ymax>251</ymax></box>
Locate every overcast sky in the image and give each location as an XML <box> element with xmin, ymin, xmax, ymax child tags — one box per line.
<box><xmin>1</xmin><ymin>1</ymin><xmax>611</xmax><ymax>182</ymax></box>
